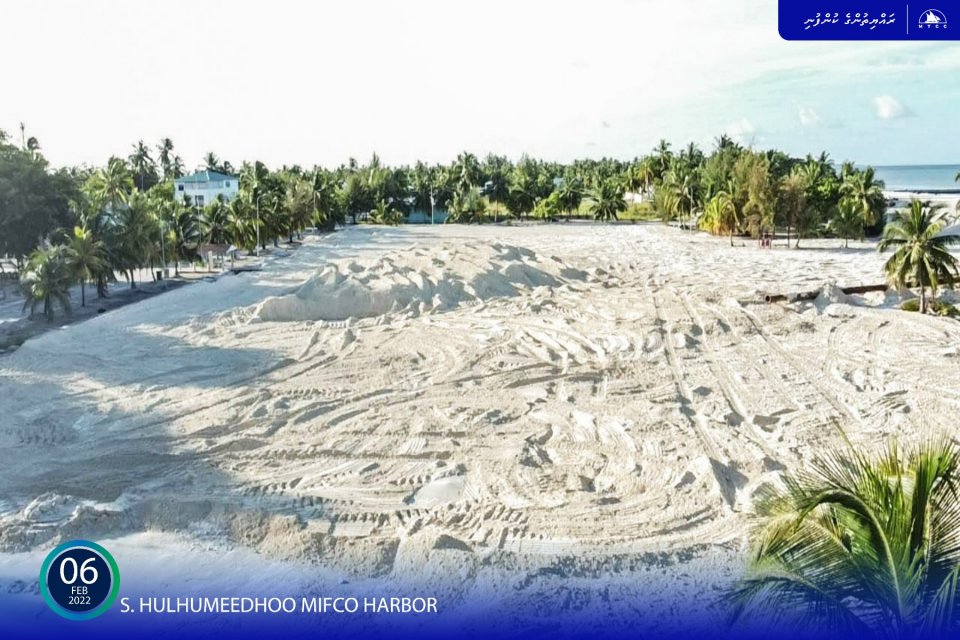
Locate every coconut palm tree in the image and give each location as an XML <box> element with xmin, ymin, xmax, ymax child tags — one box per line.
<box><xmin>157</xmin><ymin>138</ymin><xmax>175</xmax><ymax>180</ymax></box>
<box><xmin>623</xmin><ymin>162</ymin><xmax>646</xmax><ymax>198</ymax></box>
<box><xmin>283</xmin><ymin>175</ymin><xmax>315</xmax><ymax>240</ymax></box>
<box><xmin>203</xmin><ymin>152</ymin><xmax>221</xmax><ymax>173</ymax></box>
<box><xmin>446</xmin><ymin>189</ymin><xmax>486</xmax><ymax>224</ymax></box>
<box><xmin>653</xmin><ymin>139</ymin><xmax>673</xmax><ymax>178</ymax></box>
<box><xmin>586</xmin><ymin>179</ymin><xmax>626</xmax><ymax>222</ymax></box>
<box><xmin>21</xmin><ymin>245</ymin><xmax>74</xmax><ymax>321</ymax></box>
<box><xmin>840</xmin><ymin>167</ymin><xmax>886</xmax><ymax>236</ymax></box>
<box><xmin>827</xmin><ymin>200</ymin><xmax>862</xmax><ymax>249</ymax></box>
<box><xmin>636</xmin><ymin>156</ymin><xmax>656</xmax><ymax>196</ymax></box>
<box><xmin>67</xmin><ymin>226</ymin><xmax>104</xmax><ymax>307</ymax></box>
<box><xmin>454</xmin><ymin>152</ymin><xmax>482</xmax><ymax>193</ymax></box>
<box><xmin>168</xmin><ymin>197</ymin><xmax>199</xmax><ymax>274</ymax></box>
<box><xmin>369</xmin><ymin>199</ymin><xmax>403</xmax><ymax>225</ymax></box>
<box><xmin>409</xmin><ymin>161</ymin><xmax>434</xmax><ymax>217</ymax></box>
<box><xmin>680</xmin><ymin>141</ymin><xmax>704</xmax><ymax>171</ymax></box>
<box><xmin>556</xmin><ymin>174</ymin><xmax>583</xmax><ymax>220</ymax></box>
<box><xmin>728</xmin><ymin>439</ymin><xmax>960</xmax><ymax>637</ymax></box>
<box><xmin>169</xmin><ymin>155</ymin><xmax>185</xmax><ymax>180</ymax></box>
<box><xmin>507</xmin><ymin>166</ymin><xmax>538</xmax><ymax>219</ymax></box>
<box><xmin>715</xmin><ymin>134</ymin><xmax>738</xmax><ymax>153</ymax></box>
<box><xmin>667</xmin><ymin>164</ymin><xmax>700</xmax><ymax>229</ymax></box>
<box><xmin>200</xmin><ymin>195</ymin><xmax>231</xmax><ymax>245</ymax></box>
<box><xmin>533</xmin><ymin>191</ymin><xmax>563</xmax><ymax>221</ymax></box>
<box><xmin>17</xmin><ymin>122</ymin><xmax>41</xmax><ymax>157</ymax></box>
<box><xmin>339</xmin><ymin>173</ymin><xmax>369</xmax><ymax>225</ymax></box>
<box><xmin>128</xmin><ymin>140</ymin><xmax>155</xmax><ymax>191</ymax></box>
<box><xmin>700</xmin><ymin>192</ymin><xmax>738</xmax><ymax>245</ymax></box>
<box><xmin>654</xmin><ymin>187</ymin><xmax>680</xmax><ymax>223</ymax></box>
<box><xmin>90</xmin><ymin>157</ymin><xmax>134</xmax><ymax>215</ymax></box>
<box><xmin>225</xmin><ymin>197</ymin><xmax>254</xmax><ymax>250</ymax></box>
<box><xmin>482</xmin><ymin>157</ymin><xmax>512</xmax><ymax>220</ymax></box>
<box><xmin>878</xmin><ymin>200</ymin><xmax>960</xmax><ymax>314</ymax></box>
<box><xmin>114</xmin><ymin>192</ymin><xmax>158</xmax><ymax>288</ymax></box>
<box><xmin>307</xmin><ymin>170</ymin><xmax>339</xmax><ymax>231</ymax></box>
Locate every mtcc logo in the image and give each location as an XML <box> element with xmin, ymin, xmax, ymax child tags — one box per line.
<box><xmin>918</xmin><ymin>9</ymin><xmax>947</xmax><ymax>29</ymax></box>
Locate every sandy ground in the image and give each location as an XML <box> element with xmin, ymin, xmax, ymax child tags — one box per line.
<box><xmin>1</xmin><ymin>222</ymin><xmax>958</xmax><ymax>626</ymax></box>
<box><xmin>886</xmin><ymin>190</ymin><xmax>960</xmax><ymax>215</ymax></box>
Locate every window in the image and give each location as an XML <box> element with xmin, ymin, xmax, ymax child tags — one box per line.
<box><xmin>178</xmin><ymin>184</ymin><xmax>184</xmax><ymax>191</ymax></box>
<box><xmin>195</xmin><ymin>195</ymin><xmax>205</xmax><ymax>207</ymax></box>
<box><xmin>225</xmin><ymin>181</ymin><xmax>231</xmax><ymax>188</ymax></box>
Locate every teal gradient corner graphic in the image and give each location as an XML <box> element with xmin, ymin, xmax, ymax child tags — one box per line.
<box><xmin>39</xmin><ymin>540</ymin><xmax>120</xmax><ymax>621</ymax></box>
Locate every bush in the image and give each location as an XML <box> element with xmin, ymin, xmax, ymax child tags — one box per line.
<box><xmin>900</xmin><ymin>298</ymin><xmax>958</xmax><ymax>316</ymax></box>
<box><xmin>621</xmin><ymin>202</ymin><xmax>659</xmax><ymax>222</ymax></box>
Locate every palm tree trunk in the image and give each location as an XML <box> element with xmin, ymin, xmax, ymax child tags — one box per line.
<box><xmin>920</xmin><ymin>286</ymin><xmax>927</xmax><ymax>314</ymax></box>
<box><xmin>80</xmin><ymin>280</ymin><xmax>86</xmax><ymax>307</ymax></box>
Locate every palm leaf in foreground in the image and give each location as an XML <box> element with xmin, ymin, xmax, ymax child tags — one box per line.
<box><xmin>728</xmin><ymin>439</ymin><xmax>960</xmax><ymax>638</ymax></box>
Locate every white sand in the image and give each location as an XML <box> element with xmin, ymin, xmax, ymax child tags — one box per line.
<box><xmin>886</xmin><ymin>190</ymin><xmax>960</xmax><ymax>215</ymax></box>
<box><xmin>2</xmin><ymin>223</ymin><xmax>958</xmax><ymax>622</ymax></box>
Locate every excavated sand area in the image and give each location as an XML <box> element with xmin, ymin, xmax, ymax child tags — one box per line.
<box><xmin>1</xmin><ymin>223</ymin><xmax>957</xmax><ymax>624</ymax></box>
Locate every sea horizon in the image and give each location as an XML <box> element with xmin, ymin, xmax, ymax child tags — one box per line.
<box><xmin>860</xmin><ymin>163</ymin><xmax>960</xmax><ymax>192</ymax></box>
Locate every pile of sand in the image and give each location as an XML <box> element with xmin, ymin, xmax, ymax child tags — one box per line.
<box><xmin>255</xmin><ymin>241</ymin><xmax>582</xmax><ymax>322</ymax></box>
<box><xmin>813</xmin><ymin>282</ymin><xmax>851</xmax><ymax>313</ymax></box>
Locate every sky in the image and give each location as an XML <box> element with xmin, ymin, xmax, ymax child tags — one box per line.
<box><xmin>3</xmin><ymin>0</ymin><xmax>959</xmax><ymax>170</ymax></box>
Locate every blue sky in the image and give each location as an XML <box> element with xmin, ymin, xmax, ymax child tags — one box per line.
<box><xmin>2</xmin><ymin>0</ymin><xmax>958</xmax><ymax>168</ymax></box>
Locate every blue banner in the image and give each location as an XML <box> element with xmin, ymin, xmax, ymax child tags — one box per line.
<box><xmin>779</xmin><ymin>2</ymin><xmax>956</xmax><ymax>39</ymax></box>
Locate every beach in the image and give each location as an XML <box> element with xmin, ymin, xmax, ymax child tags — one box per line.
<box><xmin>885</xmin><ymin>189</ymin><xmax>960</xmax><ymax>214</ymax></box>
<box><xmin>1</xmin><ymin>223</ymin><xmax>958</xmax><ymax>627</ymax></box>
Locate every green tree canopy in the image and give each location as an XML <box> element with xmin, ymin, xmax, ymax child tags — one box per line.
<box><xmin>878</xmin><ymin>200</ymin><xmax>960</xmax><ymax>313</ymax></box>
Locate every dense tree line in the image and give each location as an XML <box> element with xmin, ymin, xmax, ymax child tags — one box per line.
<box><xmin>0</xmin><ymin>127</ymin><xmax>912</xmax><ymax>319</ymax></box>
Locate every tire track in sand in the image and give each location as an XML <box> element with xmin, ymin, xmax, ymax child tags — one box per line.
<box><xmin>651</xmin><ymin>287</ymin><xmax>753</xmax><ymax>511</ymax></box>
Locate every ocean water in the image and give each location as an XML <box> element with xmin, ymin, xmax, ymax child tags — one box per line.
<box><xmin>870</xmin><ymin>164</ymin><xmax>960</xmax><ymax>192</ymax></box>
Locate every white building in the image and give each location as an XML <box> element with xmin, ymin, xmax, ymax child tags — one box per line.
<box><xmin>173</xmin><ymin>170</ymin><xmax>239</xmax><ymax>208</ymax></box>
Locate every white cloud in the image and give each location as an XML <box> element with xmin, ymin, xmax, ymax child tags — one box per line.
<box><xmin>725</xmin><ymin>118</ymin><xmax>757</xmax><ymax>144</ymax></box>
<box><xmin>873</xmin><ymin>95</ymin><xmax>910</xmax><ymax>120</ymax></box>
<box><xmin>798</xmin><ymin>106</ymin><xmax>821</xmax><ymax>127</ymax></box>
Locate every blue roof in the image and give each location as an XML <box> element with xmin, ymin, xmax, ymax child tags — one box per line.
<box><xmin>176</xmin><ymin>170</ymin><xmax>238</xmax><ymax>184</ymax></box>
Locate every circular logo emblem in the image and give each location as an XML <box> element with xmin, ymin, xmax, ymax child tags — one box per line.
<box><xmin>40</xmin><ymin>540</ymin><xmax>120</xmax><ymax>620</ymax></box>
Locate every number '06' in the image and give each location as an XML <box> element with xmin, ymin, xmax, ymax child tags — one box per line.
<box><xmin>59</xmin><ymin>558</ymin><xmax>98</xmax><ymax>585</ymax></box>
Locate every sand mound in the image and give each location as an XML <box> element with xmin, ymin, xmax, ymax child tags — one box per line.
<box><xmin>813</xmin><ymin>282</ymin><xmax>851</xmax><ymax>313</ymax></box>
<box><xmin>255</xmin><ymin>241</ymin><xmax>580</xmax><ymax>322</ymax></box>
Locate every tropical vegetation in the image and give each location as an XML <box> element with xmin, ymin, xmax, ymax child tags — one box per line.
<box><xmin>878</xmin><ymin>201</ymin><xmax>960</xmax><ymax>314</ymax></box>
<box><xmin>729</xmin><ymin>439</ymin><xmax>960</xmax><ymax>637</ymax></box>
<box><xmin>0</xmin><ymin>126</ymin><xmax>906</xmax><ymax>320</ymax></box>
